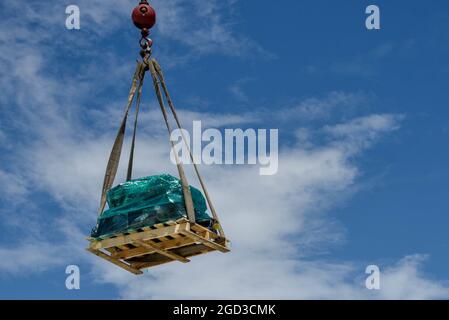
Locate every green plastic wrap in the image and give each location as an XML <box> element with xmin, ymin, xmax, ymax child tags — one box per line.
<box><xmin>91</xmin><ymin>174</ymin><xmax>212</xmax><ymax>239</ymax></box>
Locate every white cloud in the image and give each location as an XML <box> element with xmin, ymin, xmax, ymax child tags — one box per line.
<box><xmin>324</xmin><ymin>114</ymin><xmax>403</xmax><ymax>138</ymax></box>
<box><xmin>0</xmin><ymin>243</ymin><xmax>67</xmax><ymax>274</ymax></box>
<box><xmin>276</xmin><ymin>92</ymin><xmax>367</xmax><ymax>122</ymax></box>
<box><xmin>228</xmin><ymin>78</ymin><xmax>253</xmax><ymax>103</ymax></box>
<box><xmin>376</xmin><ymin>255</ymin><xmax>449</xmax><ymax>299</ymax></box>
<box><xmin>329</xmin><ymin>42</ymin><xmax>413</xmax><ymax>78</ymax></box>
<box><xmin>0</xmin><ymin>170</ymin><xmax>28</xmax><ymax>201</ymax></box>
<box><xmin>323</xmin><ymin>114</ymin><xmax>405</xmax><ymax>154</ymax></box>
<box><xmin>151</xmin><ymin>0</ymin><xmax>271</xmax><ymax>59</ymax></box>
<box><xmin>94</xmin><ymin>252</ymin><xmax>449</xmax><ymax>300</ymax></box>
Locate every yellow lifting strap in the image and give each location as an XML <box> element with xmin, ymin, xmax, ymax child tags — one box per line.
<box><xmin>126</xmin><ymin>65</ymin><xmax>145</xmax><ymax>182</ymax></box>
<box><xmin>98</xmin><ymin>62</ymin><xmax>145</xmax><ymax>215</ymax></box>
<box><xmin>151</xmin><ymin>58</ymin><xmax>226</xmax><ymax>238</ymax></box>
<box><xmin>146</xmin><ymin>59</ymin><xmax>197</xmax><ymax>224</ymax></box>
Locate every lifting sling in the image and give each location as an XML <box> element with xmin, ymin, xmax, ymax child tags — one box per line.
<box><xmin>98</xmin><ymin>56</ymin><xmax>225</xmax><ymax>238</ymax></box>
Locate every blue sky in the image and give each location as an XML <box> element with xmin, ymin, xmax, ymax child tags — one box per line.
<box><xmin>0</xmin><ymin>0</ymin><xmax>448</xmax><ymax>299</ymax></box>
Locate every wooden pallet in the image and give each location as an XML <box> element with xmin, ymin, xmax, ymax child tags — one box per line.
<box><xmin>86</xmin><ymin>219</ymin><xmax>230</xmax><ymax>275</ymax></box>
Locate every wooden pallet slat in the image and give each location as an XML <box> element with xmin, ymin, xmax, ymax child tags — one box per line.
<box><xmin>180</xmin><ymin>229</ymin><xmax>230</xmax><ymax>253</ymax></box>
<box><xmin>87</xmin><ymin>219</ymin><xmax>230</xmax><ymax>274</ymax></box>
<box><xmin>87</xmin><ymin>248</ymin><xmax>143</xmax><ymax>275</ymax></box>
<box><xmin>89</xmin><ymin>222</ymin><xmax>189</xmax><ymax>250</ymax></box>
<box><xmin>112</xmin><ymin>236</ymin><xmax>197</xmax><ymax>260</ymax></box>
<box><xmin>134</xmin><ymin>240</ymin><xmax>190</xmax><ymax>263</ymax></box>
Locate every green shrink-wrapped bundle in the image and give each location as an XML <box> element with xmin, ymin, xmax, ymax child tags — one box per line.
<box><xmin>91</xmin><ymin>174</ymin><xmax>212</xmax><ymax>239</ymax></box>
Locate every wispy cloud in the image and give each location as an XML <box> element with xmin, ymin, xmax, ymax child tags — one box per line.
<box><xmin>0</xmin><ymin>170</ymin><xmax>28</xmax><ymax>201</ymax></box>
<box><xmin>323</xmin><ymin>113</ymin><xmax>405</xmax><ymax>153</ymax></box>
<box><xmin>331</xmin><ymin>41</ymin><xmax>416</xmax><ymax>77</ymax></box>
<box><xmin>275</xmin><ymin>91</ymin><xmax>368</xmax><ymax>123</ymax></box>
<box><xmin>228</xmin><ymin>78</ymin><xmax>254</xmax><ymax>103</ymax></box>
<box><xmin>152</xmin><ymin>0</ymin><xmax>272</xmax><ymax>61</ymax></box>
<box><xmin>0</xmin><ymin>243</ymin><xmax>68</xmax><ymax>275</ymax></box>
<box><xmin>330</xmin><ymin>43</ymin><xmax>395</xmax><ymax>77</ymax></box>
<box><xmin>325</xmin><ymin>114</ymin><xmax>402</xmax><ymax>137</ymax></box>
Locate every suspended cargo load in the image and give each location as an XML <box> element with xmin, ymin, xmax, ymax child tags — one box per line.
<box><xmin>87</xmin><ymin>0</ymin><xmax>230</xmax><ymax>274</ymax></box>
<box><xmin>91</xmin><ymin>174</ymin><xmax>213</xmax><ymax>239</ymax></box>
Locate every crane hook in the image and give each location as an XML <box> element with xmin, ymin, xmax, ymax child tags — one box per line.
<box><xmin>132</xmin><ymin>0</ymin><xmax>156</xmax><ymax>53</ymax></box>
